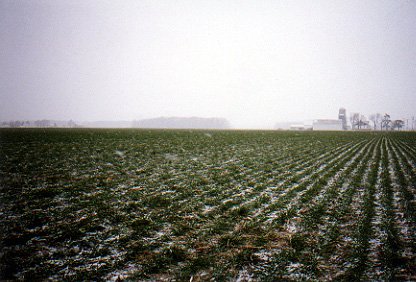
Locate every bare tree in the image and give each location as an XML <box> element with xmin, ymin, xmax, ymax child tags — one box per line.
<box><xmin>68</xmin><ymin>120</ymin><xmax>77</xmax><ymax>128</ymax></box>
<box><xmin>392</xmin><ymin>120</ymin><xmax>404</xmax><ymax>131</ymax></box>
<box><xmin>350</xmin><ymin>113</ymin><xmax>369</xmax><ymax>130</ymax></box>
<box><xmin>359</xmin><ymin>115</ymin><xmax>369</xmax><ymax>129</ymax></box>
<box><xmin>350</xmin><ymin>113</ymin><xmax>360</xmax><ymax>130</ymax></box>
<box><xmin>381</xmin><ymin>113</ymin><xmax>391</xmax><ymax>131</ymax></box>
<box><xmin>369</xmin><ymin>113</ymin><xmax>382</xmax><ymax>130</ymax></box>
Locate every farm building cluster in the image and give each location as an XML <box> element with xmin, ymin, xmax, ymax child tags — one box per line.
<box><xmin>289</xmin><ymin>108</ymin><xmax>351</xmax><ymax>131</ymax></box>
<box><xmin>311</xmin><ymin>108</ymin><xmax>348</xmax><ymax>131</ymax></box>
<box><xmin>290</xmin><ymin>108</ymin><xmax>407</xmax><ymax>131</ymax></box>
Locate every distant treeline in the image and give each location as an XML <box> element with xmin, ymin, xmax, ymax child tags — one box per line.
<box><xmin>1</xmin><ymin>117</ymin><xmax>231</xmax><ymax>129</ymax></box>
<box><xmin>0</xmin><ymin>120</ymin><xmax>78</xmax><ymax>128</ymax></box>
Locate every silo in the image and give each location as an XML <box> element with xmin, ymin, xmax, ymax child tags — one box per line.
<box><xmin>338</xmin><ymin>108</ymin><xmax>347</xmax><ymax>130</ymax></box>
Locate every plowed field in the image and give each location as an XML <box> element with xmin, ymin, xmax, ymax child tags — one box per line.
<box><xmin>1</xmin><ymin>129</ymin><xmax>415</xmax><ymax>280</ymax></box>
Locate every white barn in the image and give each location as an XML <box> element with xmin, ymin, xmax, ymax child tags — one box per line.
<box><xmin>312</xmin><ymin>119</ymin><xmax>343</xmax><ymax>131</ymax></box>
<box><xmin>290</xmin><ymin>124</ymin><xmax>305</xmax><ymax>131</ymax></box>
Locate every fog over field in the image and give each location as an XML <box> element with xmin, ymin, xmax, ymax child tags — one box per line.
<box><xmin>1</xmin><ymin>1</ymin><xmax>416</xmax><ymax>128</ymax></box>
<box><xmin>1</xmin><ymin>2</ymin><xmax>416</xmax><ymax>279</ymax></box>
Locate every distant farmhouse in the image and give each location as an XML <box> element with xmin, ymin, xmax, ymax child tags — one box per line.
<box><xmin>311</xmin><ymin>108</ymin><xmax>348</xmax><ymax>131</ymax></box>
<box><xmin>288</xmin><ymin>108</ymin><xmax>348</xmax><ymax>131</ymax></box>
<box><xmin>289</xmin><ymin>124</ymin><xmax>312</xmax><ymax>131</ymax></box>
<box><xmin>312</xmin><ymin>119</ymin><xmax>343</xmax><ymax>131</ymax></box>
<box><xmin>290</xmin><ymin>124</ymin><xmax>307</xmax><ymax>131</ymax></box>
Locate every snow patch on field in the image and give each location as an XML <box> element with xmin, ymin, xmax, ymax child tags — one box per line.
<box><xmin>105</xmin><ymin>263</ymin><xmax>139</xmax><ymax>281</ymax></box>
<box><xmin>164</xmin><ymin>153</ymin><xmax>179</xmax><ymax>161</ymax></box>
<box><xmin>235</xmin><ymin>268</ymin><xmax>255</xmax><ymax>282</ymax></box>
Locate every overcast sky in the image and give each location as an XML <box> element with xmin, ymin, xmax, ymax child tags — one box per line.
<box><xmin>1</xmin><ymin>0</ymin><xmax>415</xmax><ymax>128</ymax></box>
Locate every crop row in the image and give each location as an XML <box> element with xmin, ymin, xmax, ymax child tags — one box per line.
<box><xmin>0</xmin><ymin>129</ymin><xmax>415</xmax><ymax>280</ymax></box>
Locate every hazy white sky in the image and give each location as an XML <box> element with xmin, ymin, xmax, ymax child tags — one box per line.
<box><xmin>1</xmin><ymin>0</ymin><xmax>415</xmax><ymax>128</ymax></box>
